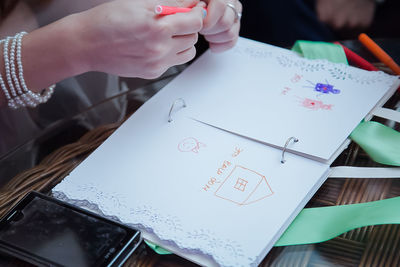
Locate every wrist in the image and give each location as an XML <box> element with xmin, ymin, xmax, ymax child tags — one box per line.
<box><xmin>22</xmin><ymin>13</ymin><xmax>91</xmax><ymax>92</ymax></box>
<box><xmin>70</xmin><ymin>6</ymin><xmax>115</xmax><ymax>74</ymax></box>
<box><xmin>51</xmin><ymin>13</ymin><xmax>93</xmax><ymax>77</ymax></box>
<box><xmin>62</xmin><ymin>12</ymin><xmax>96</xmax><ymax>74</ymax></box>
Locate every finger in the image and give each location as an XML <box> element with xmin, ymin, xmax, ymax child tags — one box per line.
<box><xmin>172</xmin><ymin>33</ymin><xmax>199</xmax><ymax>53</ymax></box>
<box><xmin>235</xmin><ymin>1</ymin><xmax>243</xmax><ymax>20</ymax></box>
<box><xmin>208</xmin><ymin>38</ymin><xmax>237</xmax><ymax>53</ymax></box>
<box><xmin>203</xmin><ymin>5</ymin><xmax>235</xmax><ymax>35</ymax></box>
<box><xmin>160</xmin><ymin>5</ymin><xmax>205</xmax><ymax>35</ymax></box>
<box><xmin>203</xmin><ymin>23</ymin><xmax>239</xmax><ymax>43</ymax></box>
<box><xmin>201</xmin><ymin>0</ymin><xmax>242</xmax><ymax>35</ymax></box>
<box><xmin>201</xmin><ymin>0</ymin><xmax>226</xmax><ymax>32</ymax></box>
<box><xmin>332</xmin><ymin>14</ymin><xmax>346</xmax><ymax>29</ymax></box>
<box><xmin>173</xmin><ymin>46</ymin><xmax>197</xmax><ymax>65</ymax></box>
<box><xmin>228</xmin><ymin>0</ymin><xmax>243</xmax><ymax>19</ymax></box>
<box><xmin>237</xmin><ymin>1</ymin><xmax>243</xmax><ymax>13</ymax></box>
<box><xmin>197</xmin><ymin>1</ymin><xmax>207</xmax><ymax>8</ymax></box>
<box><xmin>316</xmin><ymin>0</ymin><xmax>326</xmax><ymax>22</ymax></box>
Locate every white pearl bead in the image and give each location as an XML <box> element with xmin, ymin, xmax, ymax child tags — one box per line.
<box><xmin>1</xmin><ymin>32</ymin><xmax>55</xmax><ymax>109</ymax></box>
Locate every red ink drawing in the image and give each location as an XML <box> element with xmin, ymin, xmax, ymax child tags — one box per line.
<box><xmin>178</xmin><ymin>137</ymin><xmax>206</xmax><ymax>153</ymax></box>
<box><xmin>300</xmin><ymin>98</ymin><xmax>333</xmax><ymax>110</ymax></box>
<box><xmin>234</xmin><ymin>178</ymin><xmax>248</xmax><ymax>192</ymax></box>
<box><xmin>281</xmin><ymin>87</ymin><xmax>291</xmax><ymax>95</ymax></box>
<box><xmin>304</xmin><ymin>80</ymin><xmax>340</xmax><ymax>94</ymax></box>
<box><xmin>232</xmin><ymin>147</ymin><xmax>243</xmax><ymax>158</ymax></box>
<box><xmin>291</xmin><ymin>74</ymin><xmax>303</xmax><ymax>83</ymax></box>
<box><xmin>217</xmin><ymin>160</ymin><xmax>232</xmax><ymax>175</ymax></box>
<box><xmin>214</xmin><ymin>165</ymin><xmax>273</xmax><ymax>205</ymax></box>
<box><xmin>203</xmin><ymin>177</ymin><xmax>221</xmax><ymax>192</ymax></box>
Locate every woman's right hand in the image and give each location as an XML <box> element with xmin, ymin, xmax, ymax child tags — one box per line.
<box><xmin>74</xmin><ymin>0</ymin><xmax>205</xmax><ymax>79</ymax></box>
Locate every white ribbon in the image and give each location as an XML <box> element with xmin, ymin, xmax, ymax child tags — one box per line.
<box><xmin>371</xmin><ymin>107</ymin><xmax>400</xmax><ymax>123</ymax></box>
<box><xmin>329</xmin><ymin>166</ymin><xmax>400</xmax><ymax>178</ymax></box>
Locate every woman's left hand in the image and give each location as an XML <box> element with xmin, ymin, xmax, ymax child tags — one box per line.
<box><xmin>200</xmin><ymin>0</ymin><xmax>242</xmax><ymax>52</ymax></box>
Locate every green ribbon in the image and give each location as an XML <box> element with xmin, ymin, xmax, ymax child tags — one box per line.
<box><xmin>275</xmin><ymin>196</ymin><xmax>400</xmax><ymax>246</ymax></box>
<box><xmin>350</xmin><ymin>121</ymin><xmax>400</xmax><ymax>166</ymax></box>
<box><xmin>145</xmin><ymin>41</ymin><xmax>400</xmax><ymax>254</ymax></box>
<box><xmin>292</xmin><ymin>40</ymin><xmax>348</xmax><ymax>64</ymax></box>
<box><xmin>144</xmin><ymin>240</ymin><xmax>172</xmax><ymax>255</ymax></box>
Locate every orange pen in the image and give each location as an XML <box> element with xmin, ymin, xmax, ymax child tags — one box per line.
<box><xmin>358</xmin><ymin>33</ymin><xmax>400</xmax><ymax>75</ymax></box>
<box><xmin>155</xmin><ymin>5</ymin><xmax>207</xmax><ymax>17</ymax></box>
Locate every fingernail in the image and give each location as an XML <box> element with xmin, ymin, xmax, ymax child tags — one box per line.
<box><xmin>202</xmin><ymin>9</ymin><xmax>207</xmax><ymax>19</ymax></box>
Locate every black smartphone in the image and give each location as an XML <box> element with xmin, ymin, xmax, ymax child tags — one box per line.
<box><xmin>0</xmin><ymin>191</ymin><xmax>141</xmax><ymax>267</ymax></box>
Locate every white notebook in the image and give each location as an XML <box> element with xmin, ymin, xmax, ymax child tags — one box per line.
<box><xmin>53</xmin><ymin>38</ymin><xmax>399</xmax><ymax>267</ymax></box>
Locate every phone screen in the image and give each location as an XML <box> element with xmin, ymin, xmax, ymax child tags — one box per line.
<box><xmin>0</xmin><ymin>192</ymin><xmax>141</xmax><ymax>267</ymax></box>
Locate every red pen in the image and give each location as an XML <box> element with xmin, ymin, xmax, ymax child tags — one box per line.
<box><xmin>334</xmin><ymin>41</ymin><xmax>379</xmax><ymax>71</ymax></box>
<box><xmin>155</xmin><ymin>5</ymin><xmax>207</xmax><ymax>16</ymax></box>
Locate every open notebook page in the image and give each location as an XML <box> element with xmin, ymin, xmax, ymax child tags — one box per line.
<box><xmin>168</xmin><ymin>38</ymin><xmax>399</xmax><ymax>161</ymax></box>
<box><xmin>53</xmin><ymin>82</ymin><xmax>330</xmax><ymax>266</ymax></box>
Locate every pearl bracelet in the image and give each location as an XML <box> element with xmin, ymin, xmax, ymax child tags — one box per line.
<box><xmin>1</xmin><ymin>32</ymin><xmax>55</xmax><ymax>109</ymax></box>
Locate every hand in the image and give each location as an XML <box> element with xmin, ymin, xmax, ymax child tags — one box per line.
<box><xmin>316</xmin><ymin>0</ymin><xmax>376</xmax><ymax>30</ymax></box>
<box><xmin>75</xmin><ymin>0</ymin><xmax>205</xmax><ymax>79</ymax></box>
<box><xmin>200</xmin><ymin>0</ymin><xmax>242</xmax><ymax>53</ymax></box>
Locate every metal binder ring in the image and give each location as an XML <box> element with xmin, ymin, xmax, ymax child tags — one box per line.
<box><xmin>168</xmin><ymin>98</ymin><xmax>187</xmax><ymax>122</ymax></box>
<box><xmin>281</xmin><ymin>137</ymin><xmax>299</xmax><ymax>164</ymax></box>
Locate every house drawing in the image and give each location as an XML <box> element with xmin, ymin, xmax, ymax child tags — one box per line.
<box><xmin>214</xmin><ymin>165</ymin><xmax>273</xmax><ymax>205</ymax></box>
